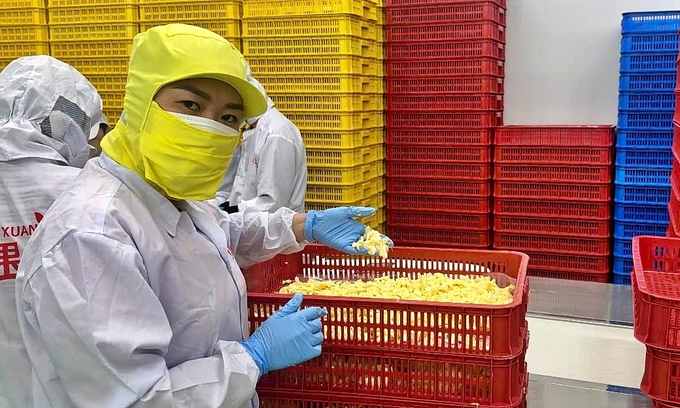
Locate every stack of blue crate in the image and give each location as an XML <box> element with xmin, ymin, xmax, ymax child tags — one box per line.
<box><xmin>614</xmin><ymin>11</ymin><xmax>680</xmax><ymax>285</ymax></box>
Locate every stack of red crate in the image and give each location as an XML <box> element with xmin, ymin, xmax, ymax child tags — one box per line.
<box><xmin>493</xmin><ymin>126</ymin><xmax>615</xmax><ymax>283</ymax></box>
<box><xmin>384</xmin><ymin>0</ymin><xmax>505</xmax><ymax>248</ymax></box>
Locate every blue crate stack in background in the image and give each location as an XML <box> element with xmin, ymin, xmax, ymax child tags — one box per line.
<box><xmin>614</xmin><ymin>11</ymin><xmax>680</xmax><ymax>285</ymax></box>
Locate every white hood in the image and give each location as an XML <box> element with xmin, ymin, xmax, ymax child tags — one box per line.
<box><xmin>245</xmin><ymin>64</ymin><xmax>275</xmax><ymax>126</ymax></box>
<box><xmin>0</xmin><ymin>56</ymin><xmax>106</xmax><ymax>167</ymax></box>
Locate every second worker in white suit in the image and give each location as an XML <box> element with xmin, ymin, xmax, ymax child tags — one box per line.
<box><xmin>215</xmin><ymin>67</ymin><xmax>307</xmax><ymax>214</ymax></box>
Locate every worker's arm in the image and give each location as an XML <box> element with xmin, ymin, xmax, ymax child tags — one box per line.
<box><xmin>237</xmin><ymin>135</ymin><xmax>301</xmax><ymax>213</ymax></box>
<box><xmin>17</xmin><ymin>232</ymin><xmax>259</xmax><ymax>408</ymax></box>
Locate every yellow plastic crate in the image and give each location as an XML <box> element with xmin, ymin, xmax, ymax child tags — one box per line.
<box><xmin>248</xmin><ymin>55</ymin><xmax>381</xmax><ymax>77</ymax></box>
<box><xmin>284</xmin><ymin>110</ymin><xmax>383</xmax><ymax>131</ymax></box>
<box><xmin>0</xmin><ymin>42</ymin><xmax>49</xmax><ymax>59</ymax></box>
<box><xmin>256</xmin><ymin>74</ymin><xmax>382</xmax><ymax>93</ymax></box>
<box><xmin>243</xmin><ymin>36</ymin><xmax>380</xmax><ymax>59</ymax></box>
<box><xmin>306</xmin><ymin>177</ymin><xmax>379</xmax><ymax>204</ymax></box>
<box><xmin>140</xmin><ymin>20</ymin><xmax>240</xmax><ymax>38</ymax></box>
<box><xmin>60</xmin><ymin>57</ymin><xmax>128</xmax><ymax>75</ymax></box>
<box><xmin>377</xmin><ymin>24</ymin><xmax>384</xmax><ymax>42</ymax></box>
<box><xmin>86</xmin><ymin>75</ymin><xmax>128</xmax><ymax>92</ymax></box>
<box><xmin>103</xmin><ymin>108</ymin><xmax>122</xmax><ymax>124</ymax></box>
<box><xmin>140</xmin><ymin>1</ymin><xmax>240</xmax><ymax>21</ymax></box>
<box><xmin>367</xmin><ymin>206</ymin><xmax>386</xmax><ymax>229</ymax></box>
<box><xmin>307</xmin><ymin>160</ymin><xmax>381</xmax><ymax>185</ymax></box>
<box><xmin>377</xmin><ymin>6</ymin><xmax>384</xmax><ymax>25</ymax></box>
<box><xmin>1</xmin><ymin>0</ymin><xmax>45</xmax><ymax>8</ymax></box>
<box><xmin>378</xmin><ymin>174</ymin><xmax>386</xmax><ymax>192</ymax></box>
<box><xmin>50</xmin><ymin>40</ymin><xmax>133</xmax><ymax>59</ymax></box>
<box><xmin>305</xmin><ymin>192</ymin><xmax>380</xmax><ymax>212</ymax></box>
<box><xmin>242</xmin><ymin>15</ymin><xmax>379</xmax><ymax>41</ymax></box>
<box><xmin>0</xmin><ymin>25</ymin><xmax>48</xmax><ymax>42</ymax></box>
<box><xmin>48</xmin><ymin>5</ymin><xmax>138</xmax><ymax>23</ymax></box>
<box><xmin>243</xmin><ymin>0</ymin><xmax>378</xmax><ymax>21</ymax></box>
<box><xmin>271</xmin><ymin>93</ymin><xmax>383</xmax><ymax>112</ymax></box>
<box><xmin>0</xmin><ymin>7</ymin><xmax>46</xmax><ymax>24</ymax></box>
<box><xmin>101</xmin><ymin>92</ymin><xmax>125</xmax><ymax>110</ymax></box>
<box><xmin>49</xmin><ymin>0</ymin><xmax>137</xmax><ymax>5</ymax></box>
<box><xmin>49</xmin><ymin>23</ymin><xmax>139</xmax><ymax>41</ymax></box>
<box><xmin>301</xmin><ymin>127</ymin><xmax>383</xmax><ymax>149</ymax></box>
<box><xmin>306</xmin><ymin>143</ymin><xmax>382</xmax><ymax>167</ymax></box>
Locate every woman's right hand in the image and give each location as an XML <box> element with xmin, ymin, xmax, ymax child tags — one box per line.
<box><xmin>241</xmin><ymin>293</ymin><xmax>325</xmax><ymax>375</ymax></box>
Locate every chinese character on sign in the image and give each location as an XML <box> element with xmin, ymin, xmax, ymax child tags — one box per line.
<box><xmin>0</xmin><ymin>242</ymin><xmax>20</xmax><ymax>281</ymax></box>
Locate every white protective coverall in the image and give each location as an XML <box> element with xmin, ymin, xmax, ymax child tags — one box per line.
<box><xmin>0</xmin><ymin>56</ymin><xmax>105</xmax><ymax>408</ymax></box>
<box><xmin>215</xmin><ymin>68</ymin><xmax>307</xmax><ymax>213</ymax></box>
<box><xmin>14</xmin><ymin>27</ymin><xmax>305</xmax><ymax>408</ymax></box>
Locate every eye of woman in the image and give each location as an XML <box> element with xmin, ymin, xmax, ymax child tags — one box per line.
<box><xmin>221</xmin><ymin>114</ymin><xmax>239</xmax><ymax>124</ymax></box>
<box><xmin>180</xmin><ymin>100</ymin><xmax>200</xmax><ymax>111</ymax></box>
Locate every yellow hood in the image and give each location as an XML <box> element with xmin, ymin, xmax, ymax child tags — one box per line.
<box><xmin>101</xmin><ymin>24</ymin><xmax>267</xmax><ymax>189</ymax></box>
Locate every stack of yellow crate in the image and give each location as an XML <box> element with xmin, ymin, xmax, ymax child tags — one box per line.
<box><xmin>242</xmin><ymin>0</ymin><xmax>386</xmax><ymax>232</ymax></box>
<box><xmin>0</xmin><ymin>1</ymin><xmax>49</xmax><ymax>72</ymax></box>
<box><xmin>47</xmin><ymin>0</ymin><xmax>139</xmax><ymax>124</ymax></box>
<box><xmin>138</xmin><ymin>0</ymin><xmax>242</xmax><ymax>52</ymax></box>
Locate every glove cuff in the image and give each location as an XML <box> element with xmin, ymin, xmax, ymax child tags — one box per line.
<box><xmin>304</xmin><ymin>211</ymin><xmax>317</xmax><ymax>242</ymax></box>
<box><xmin>240</xmin><ymin>339</ymin><xmax>269</xmax><ymax>375</ymax></box>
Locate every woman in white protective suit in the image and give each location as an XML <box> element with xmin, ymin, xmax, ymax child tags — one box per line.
<box><xmin>215</xmin><ymin>65</ymin><xmax>307</xmax><ymax>213</ymax></box>
<box><xmin>14</xmin><ymin>24</ymin><xmax>391</xmax><ymax>408</ymax></box>
<box><xmin>0</xmin><ymin>55</ymin><xmax>107</xmax><ymax>408</ymax></box>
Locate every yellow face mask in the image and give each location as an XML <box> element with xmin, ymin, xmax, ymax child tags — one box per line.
<box><xmin>139</xmin><ymin>102</ymin><xmax>240</xmax><ymax>200</ymax></box>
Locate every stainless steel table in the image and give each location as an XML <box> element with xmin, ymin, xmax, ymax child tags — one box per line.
<box><xmin>525</xmin><ymin>277</ymin><xmax>652</xmax><ymax>407</ymax></box>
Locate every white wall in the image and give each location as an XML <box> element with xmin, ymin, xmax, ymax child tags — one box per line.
<box><xmin>504</xmin><ymin>0</ymin><xmax>680</xmax><ymax>125</ymax></box>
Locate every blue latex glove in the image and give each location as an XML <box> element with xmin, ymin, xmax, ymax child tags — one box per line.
<box><xmin>241</xmin><ymin>293</ymin><xmax>325</xmax><ymax>375</ymax></box>
<box><xmin>304</xmin><ymin>206</ymin><xmax>394</xmax><ymax>255</ymax></box>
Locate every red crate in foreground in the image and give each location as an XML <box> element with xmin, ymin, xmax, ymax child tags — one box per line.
<box><xmin>642</xmin><ymin>346</ymin><xmax>680</xmax><ymax>405</ymax></box>
<box><xmin>632</xmin><ymin>236</ymin><xmax>680</xmax><ymax>352</ymax></box>
<box><xmin>245</xmin><ymin>245</ymin><xmax>529</xmax><ymax>358</ymax></box>
<box><xmin>494</xmin><ymin>125</ymin><xmax>615</xmax><ymax>146</ymax></box>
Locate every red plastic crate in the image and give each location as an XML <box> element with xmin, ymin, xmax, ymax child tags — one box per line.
<box><xmin>494</xmin><ymin>198</ymin><xmax>610</xmax><ymax>220</ymax></box>
<box><xmin>390</xmin><ymin>227</ymin><xmax>492</xmax><ymax>249</ymax></box>
<box><xmin>669</xmin><ymin>186</ymin><xmax>679</xmax><ymax>235</ymax></box>
<box><xmin>257</xmin><ymin>345</ymin><xmax>527</xmax><ymax>405</ymax></box>
<box><xmin>387</xmin><ymin>161</ymin><xmax>491</xmax><ymax>179</ymax></box>
<box><xmin>388</xmin><ymin>178</ymin><xmax>491</xmax><ymax>196</ymax></box>
<box><xmin>388</xmin><ymin>194</ymin><xmax>491</xmax><ymax>214</ymax></box>
<box><xmin>653</xmin><ymin>400</ymin><xmax>680</xmax><ymax>408</ymax></box>
<box><xmin>387</xmin><ymin>112</ymin><xmax>503</xmax><ymax>128</ymax></box>
<box><xmin>386</xmin><ymin>3</ymin><xmax>506</xmax><ymax>26</ymax></box>
<box><xmin>528</xmin><ymin>269</ymin><xmax>609</xmax><ymax>283</ymax></box>
<box><xmin>386</xmin><ymin>40</ymin><xmax>504</xmax><ymax>60</ymax></box>
<box><xmin>632</xmin><ymin>236</ymin><xmax>680</xmax><ymax>352</ymax></box>
<box><xmin>527</xmin><ymin>251</ymin><xmax>610</xmax><ymax>275</ymax></box>
<box><xmin>386</xmin><ymin>58</ymin><xmax>504</xmax><ymax>77</ymax></box>
<box><xmin>387</xmin><ymin>76</ymin><xmax>503</xmax><ymax>94</ymax></box>
<box><xmin>388</xmin><ymin>210</ymin><xmax>491</xmax><ymax>230</ymax></box>
<box><xmin>494</xmin><ymin>164</ymin><xmax>611</xmax><ymax>183</ymax></box>
<box><xmin>494</xmin><ymin>125</ymin><xmax>615</xmax><ymax>147</ymax></box>
<box><xmin>494</xmin><ymin>146</ymin><xmax>612</xmax><ymax>165</ymax></box>
<box><xmin>668</xmin><ymin>222</ymin><xmax>679</xmax><ymax>238</ymax></box>
<box><xmin>387</xmin><ymin>144</ymin><xmax>491</xmax><ymax>162</ymax></box>
<box><xmin>493</xmin><ymin>232</ymin><xmax>610</xmax><ymax>256</ymax></box>
<box><xmin>245</xmin><ymin>244</ymin><xmax>529</xmax><ymax>358</ymax></box>
<box><xmin>494</xmin><ymin>181</ymin><xmax>611</xmax><ymax>201</ymax></box>
<box><xmin>494</xmin><ymin>215</ymin><xmax>611</xmax><ymax>238</ymax></box>
<box><xmin>387</xmin><ymin>22</ymin><xmax>505</xmax><ymax>43</ymax></box>
<box><xmin>642</xmin><ymin>346</ymin><xmax>680</xmax><ymax>404</ymax></box>
<box><xmin>387</xmin><ymin>127</ymin><xmax>492</xmax><ymax>145</ymax></box>
<box><xmin>387</xmin><ymin>93</ymin><xmax>503</xmax><ymax>111</ymax></box>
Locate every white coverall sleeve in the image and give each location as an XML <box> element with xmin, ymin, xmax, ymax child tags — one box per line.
<box><xmin>237</xmin><ymin>135</ymin><xmax>299</xmax><ymax>213</ymax></box>
<box><xmin>222</xmin><ymin>206</ymin><xmax>305</xmax><ymax>269</ymax></box>
<box><xmin>18</xmin><ymin>232</ymin><xmax>259</xmax><ymax>408</ymax></box>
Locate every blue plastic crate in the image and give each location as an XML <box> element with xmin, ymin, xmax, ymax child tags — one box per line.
<box><xmin>614</xmin><ymin>166</ymin><xmax>672</xmax><ymax>185</ymax></box>
<box><xmin>618</xmin><ymin>92</ymin><xmax>676</xmax><ymax>111</ymax></box>
<box><xmin>617</xmin><ymin>111</ymin><xmax>674</xmax><ymax>130</ymax></box>
<box><xmin>613</xmin><ymin>255</ymin><xmax>633</xmax><ymax>277</ymax></box>
<box><xmin>614</xmin><ymin>202</ymin><xmax>670</xmax><ymax>223</ymax></box>
<box><xmin>615</xmin><ymin>147</ymin><xmax>674</xmax><ymax>167</ymax></box>
<box><xmin>614</xmin><ymin>183</ymin><xmax>671</xmax><ymax>204</ymax></box>
<box><xmin>621</xmin><ymin>33</ymin><xmax>680</xmax><ymax>53</ymax></box>
<box><xmin>619</xmin><ymin>72</ymin><xmax>677</xmax><ymax>92</ymax></box>
<box><xmin>613</xmin><ymin>220</ymin><xmax>669</xmax><ymax>237</ymax></box>
<box><xmin>620</xmin><ymin>53</ymin><xmax>680</xmax><ymax>72</ymax></box>
<box><xmin>613</xmin><ymin>237</ymin><xmax>632</xmax><ymax>257</ymax></box>
<box><xmin>622</xmin><ymin>11</ymin><xmax>680</xmax><ymax>34</ymax></box>
<box><xmin>613</xmin><ymin>274</ymin><xmax>631</xmax><ymax>285</ymax></box>
<box><xmin>616</xmin><ymin>128</ymin><xmax>674</xmax><ymax>148</ymax></box>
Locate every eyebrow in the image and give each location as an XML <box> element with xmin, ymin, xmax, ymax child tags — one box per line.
<box><xmin>168</xmin><ymin>83</ymin><xmax>212</xmax><ymax>101</ymax></box>
<box><xmin>225</xmin><ymin>102</ymin><xmax>244</xmax><ymax>111</ymax></box>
